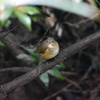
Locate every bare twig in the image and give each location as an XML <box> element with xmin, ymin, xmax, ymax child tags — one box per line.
<box><xmin>0</xmin><ymin>25</ymin><xmax>50</xmax><ymax>50</ymax></box>
<box><xmin>64</xmin><ymin>14</ymin><xmax>99</xmax><ymax>27</ymax></box>
<box><xmin>2</xmin><ymin>38</ymin><xmax>26</xmax><ymax>49</ymax></box>
<box><xmin>43</xmin><ymin>84</ymin><xmax>71</xmax><ymax>100</ymax></box>
<box><xmin>0</xmin><ymin>33</ymin><xmax>35</xmax><ymax>66</ymax></box>
<box><xmin>0</xmin><ymin>22</ymin><xmax>20</xmax><ymax>39</ymax></box>
<box><xmin>0</xmin><ymin>67</ymin><xmax>31</xmax><ymax>72</ymax></box>
<box><xmin>81</xmin><ymin>66</ymin><xmax>92</xmax><ymax>81</ymax></box>
<box><xmin>0</xmin><ymin>31</ymin><xmax>48</xmax><ymax>49</ymax></box>
<box><xmin>33</xmin><ymin>29</ymin><xmax>50</xmax><ymax>48</ymax></box>
<box><xmin>61</xmin><ymin>71</ymin><xmax>77</xmax><ymax>75</ymax></box>
<box><xmin>64</xmin><ymin>77</ymin><xmax>82</xmax><ymax>90</ymax></box>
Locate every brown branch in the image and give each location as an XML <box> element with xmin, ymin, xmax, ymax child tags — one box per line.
<box><xmin>0</xmin><ymin>31</ymin><xmax>100</xmax><ymax>94</ymax></box>
<box><xmin>0</xmin><ymin>33</ymin><xmax>36</xmax><ymax>67</ymax></box>
<box><xmin>0</xmin><ymin>67</ymin><xmax>31</xmax><ymax>72</ymax></box>
<box><xmin>64</xmin><ymin>77</ymin><xmax>82</xmax><ymax>90</ymax></box>
<box><xmin>43</xmin><ymin>84</ymin><xmax>72</xmax><ymax>100</ymax></box>
<box><xmin>0</xmin><ymin>22</ymin><xmax>20</xmax><ymax>39</ymax></box>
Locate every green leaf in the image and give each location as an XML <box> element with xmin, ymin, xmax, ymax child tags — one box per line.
<box><xmin>31</xmin><ymin>15</ymin><xmax>39</xmax><ymax>21</ymax></box>
<box><xmin>15</xmin><ymin>6</ymin><xmax>40</xmax><ymax>15</ymax></box>
<box><xmin>0</xmin><ymin>7</ymin><xmax>13</xmax><ymax>25</ymax></box>
<box><xmin>28</xmin><ymin>55</ymin><xmax>37</xmax><ymax>62</ymax></box>
<box><xmin>92</xmin><ymin>0</ymin><xmax>99</xmax><ymax>8</ymax></box>
<box><xmin>25</xmin><ymin>47</ymin><xmax>37</xmax><ymax>53</ymax></box>
<box><xmin>0</xmin><ymin>41</ymin><xmax>4</xmax><ymax>46</ymax></box>
<box><xmin>98</xmin><ymin>42</ymin><xmax>100</xmax><ymax>46</ymax></box>
<box><xmin>56</xmin><ymin>63</ymin><xmax>66</xmax><ymax>68</ymax></box>
<box><xmin>16</xmin><ymin>54</ymin><xmax>32</xmax><ymax>61</ymax></box>
<box><xmin>39</xmin><ymin>72</ymin><xmax>49</xmax><ymax>87</ymax></box>
<box><xmin>33</xmin><ymin>53</ymin><xmax>40</xmax><ymax>58</ymax></box>
<box><xmin>47</xmin><ymin>68</ymin><xmax>64</xmax><ymax>79</ymax></box>
<box><xmin>14</xmin><ymin>10</ymin><xmax>31</xmax><ymax>30</ymax></box>
<box><xmin>39</xmin><ymin>68</ymin><xmax>64</xmax><ymax>87</ymax></box>
<box><xmin>28</xmin><ymin>53</ymin><xmax>40</xmax><ymax>62</ymax></box>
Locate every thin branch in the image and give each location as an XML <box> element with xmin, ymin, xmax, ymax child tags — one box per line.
<box><xmin>80</xmin><ymin>66</ymin><xmax>92</xmax><ymax>81</ymax></box>
<box><xmin>64</xmin><ymin>77</ymin><xmax>82</xmax><ymax>90</ymax></box>
<box><xmin>0</xmin><ymin>22</ymin><xmax>20</xmax><ymax>39</ymax></box>
<box><xmin>2</xmin><ymin>38</ymin><xmax>26</xmax><ymax>48</ymax></box>
<box><xmin>64</xmin><ymin>14</ymin><xmax>99</xmax><ymax>27</ymax></box>
<box><xmin>61</xmin><ymin>71</ymin><xmax>77</xmax><ymax>75</ymax></box>
<box><xmin>0</xmin><ymin>67</ymin><xmax>31</xmax><ymax>72</ymax></box>
<box><xmin>0</xmin><ymin>29</ymin><xmax>50</xmax><ymax>50</ymax></box>
<box><xmin>43</xmin><ymin>84</ymin><xmax>72</xmax><ymax>100</ymax></box>
<box><xmin>33</xmin><ymin>29</ymin><xmax>50</xmax><ymax>48</ymax></box>
<box><xmin>0</xmin><ymin>31</ymin><xmax>100</xmax><ymax>94</ymax></box>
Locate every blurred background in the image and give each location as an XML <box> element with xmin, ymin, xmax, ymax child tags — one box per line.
<box><xmin>0</xmin><ymin>0</ymin><xmax>100</xmax><ymax>100</ymax></box>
